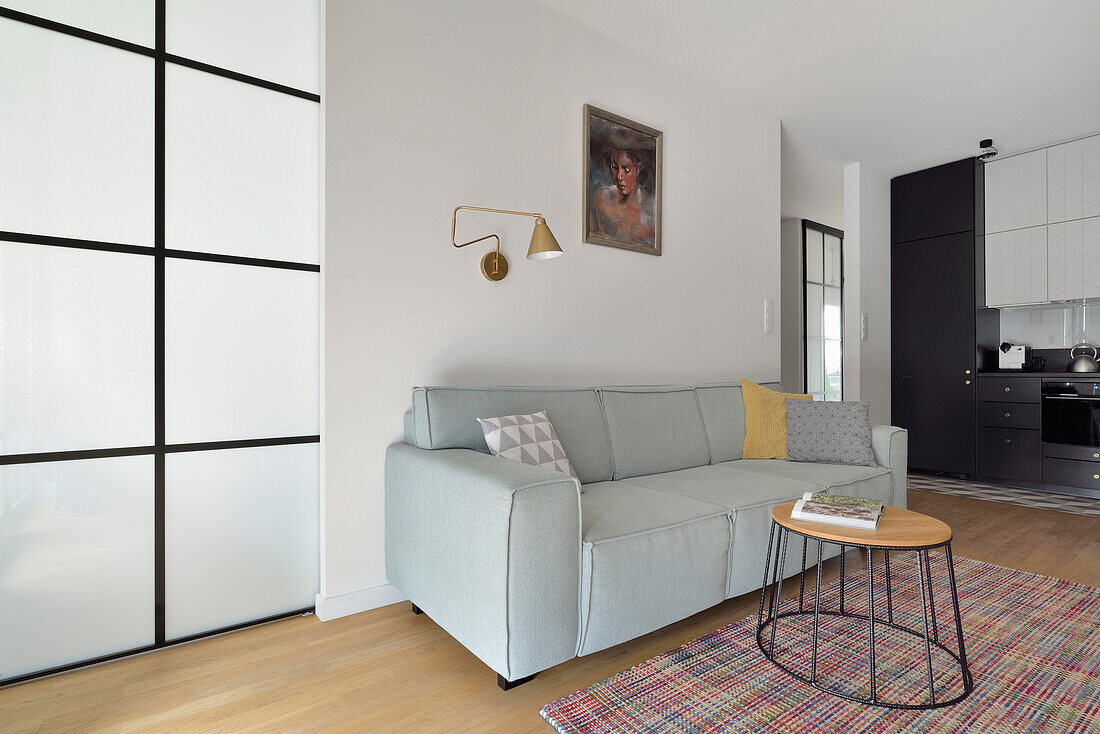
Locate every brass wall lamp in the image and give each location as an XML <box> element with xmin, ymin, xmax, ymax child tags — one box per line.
<box><xmin>451</xmin><ymin>206</ymin><xmax>563</xmax><ymax>281</ymax></box>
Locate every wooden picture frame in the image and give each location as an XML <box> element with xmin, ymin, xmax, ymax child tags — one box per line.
<box><xmin>583</xmin><ymin>104</ymin><xmax>663</xmax><ymax>256</ymax></box>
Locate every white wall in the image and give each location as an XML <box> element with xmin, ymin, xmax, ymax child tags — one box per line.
<box><xmin>781</xmin><ymin>128</ymin><xmax>844</xmax><ymax>226</ymax></box>
<box><xmin>843</xmin><ymin>165</ymin><xmax>862</xmax><ymax>404</ymax></box>
<box><xmin>779</xmin><ymin>145</ymin><xmax>892</xmax><ymax>427</ymax></box>
<box><xmin>859</xmin><ymin>167</ymin><xmax>891</xmax><ymax>425</ymax></box>
<box><xmin>844</xmin><ymin>162</ymin><xmax>892</xmax><ymax>425</ymax></box>
<box><xmin>779</xmin><ymin>219</ymin><xmax>803</xmax><ymax>393</ymax></box>
<box><xmin>779</xmin><ymin>128</ymin><xmax>845</xmax><ymax>394</ymax></box>
<box><xmin>322</xmin><ymin>0</ymin><xmax>782</xmax><ymax>614</ymax></box>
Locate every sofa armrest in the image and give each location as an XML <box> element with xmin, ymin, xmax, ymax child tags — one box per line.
<box><xmin>384</xmin><ymin>443</ymin><xmax>581</xmax><ymax>680</ymax></box>
<box><xmin>871</xmin><ymin>425</ymin><xmax>909</xmax><ymax>509</ymax></box>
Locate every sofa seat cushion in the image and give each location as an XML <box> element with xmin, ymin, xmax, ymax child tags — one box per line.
<box><xmin>729</xmin><ymin>460</ymin><xmax>893</xmax><ymax>503</ymax></box>
<box><xmin>581</xmin><ymin>480</ymin><xmax>727</xmax><ymax>542</ymax></box>
<box><xmin>624</xmin><ymin>465</ymin><xmax>820</xmax><ymax>598</ymax></box>
<box><xmin>626</xmin><ymin>464</ymin><xmax>817</xmax><ymax>512</ymax></box>
<box><xmin>577</xmin><ymin>481</ymin><xmax>730</xmax><ymax>656</ymax></box>
<box><xmin>706</xmin><ymin>461</ymin><xmax>889</xmax><ymax>596</ymax></box>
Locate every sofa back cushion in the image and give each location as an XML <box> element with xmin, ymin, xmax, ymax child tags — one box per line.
<box><xmin>695</xmin><ymin>381</ymin><xmax>783</xmax><ymax>463</ymax></box>
<box><xmin>410</xmin><ymin>387</ymin><xmax>613</xmax><ymax>484</ymax></box>
<box><xmin>598</xmin><ymin>387</ymin><xmax>710</xmax><ymax>480</ymax></box>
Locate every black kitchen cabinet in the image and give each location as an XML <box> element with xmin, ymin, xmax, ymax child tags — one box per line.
<box><xmin>978</xmin><ymin>402</ymin><xmax>1040</xmax><ymax>430</ymax></box>
<box><xmin>979</xmin><ymin>428</ymin><xmax>1042</xmax><ymax>482</ymax></box>
<box><xmin>893</xmin><ymin>374</ymin><xmax>980</xmax><ymax>474</ymax></box>
<box><xmin>893</xmin><ymin>156</ymin><xmax>1100</xmax><ymax>496</ymax></box>
<box><xmin>1045</xmin><ymin>443</ymin><xmax>1100</xmax><ymax>463</ymax></box>
<box><xmin>976</xmin><ymin>375</ymin><xmax>1042</xmax><ymax>483</ymax></box>
<box><xmin>1043</xmin><ymin>457</ymin><xmax>1100</xmax><ymax>490</ymax></box>
<box><xmin>891</xmin><ymin>158</ymin><xmax>976</xmax><ymax>244</ymax></box>
<box><xmin>979</xmin><ymin>377</ymin><xmax>1041</xmax><ymax>403</ymax></box>
<box><xmin>891</xmin><ymin>158</ymin><xmax>997</xmax><ymax>476</ymax></box>
<box><xmin>892</xmin><ymin>231</ymin><xmax>976</xmax><ymax>377</ymax></box>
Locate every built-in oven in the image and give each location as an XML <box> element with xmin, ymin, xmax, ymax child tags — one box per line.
<box><xmin>1041</xmin><ymin>380</ymin><xmax>1100</xmax><ymax>447</ymax></box>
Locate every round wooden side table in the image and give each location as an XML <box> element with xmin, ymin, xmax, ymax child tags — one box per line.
<box><xmin>756</xmin><ymin>501</ymin><xmax>974</xmax><ymax>709</ymax></box>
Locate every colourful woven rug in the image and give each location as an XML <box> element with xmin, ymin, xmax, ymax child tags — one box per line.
<box><xmin>541</xmin><ymin>557</ymin><xmax>1100</xmax><ymax>733</ymax></box>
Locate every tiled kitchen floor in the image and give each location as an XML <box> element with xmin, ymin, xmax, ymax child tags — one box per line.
<box><xmin>908</xmin><ymin>473</ymin><xmax>1100</xmax><ymax>517</ymax></box>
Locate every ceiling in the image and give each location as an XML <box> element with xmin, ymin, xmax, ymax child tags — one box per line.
<box><xmin>539</xmin><ymin>0</ymin><xmax>1100</xmax><ymax>177</ymax></box>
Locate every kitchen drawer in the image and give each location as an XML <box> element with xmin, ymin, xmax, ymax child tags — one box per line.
<box><xmin>978</xmin><ymin>428</ymin><xmax>1041</xmax><ymax>482</ymax></box>
<box><xmin>1044</xmin><ymin>443</ymin><xmax>1100</xmax><ymax>462</ymax></box>
<box><xmin>1043</xmin><ymin>457</ymin><xmax>1100</xmax><ymax>490</ymax></box>
<box><xmin>978</xmin><ymin>377</ymin><xmax>1040</xmax><ymax>403</ymax></box>
<box><xmin>978</xmin><ymin>401</ymin><xmax>1040</xmax><ymax>429</ymax></box>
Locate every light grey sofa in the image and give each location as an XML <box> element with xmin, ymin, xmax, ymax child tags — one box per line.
<box><xmin>385</xmin><ymin>383</ymin><xmax>907</xmax><ymax>689</ymax></box>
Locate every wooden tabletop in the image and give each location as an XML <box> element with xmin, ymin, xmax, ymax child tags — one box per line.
<box><xmin>772</xmin><ymin>501</ymin><xmax>952</xmax><ymax>548</ymax></box>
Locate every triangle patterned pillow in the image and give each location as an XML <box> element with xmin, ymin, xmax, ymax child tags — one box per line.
<box><xmin>477</xmin><ymin>410</ymin><xmax>579</xmax><ymax>484</ymax></box>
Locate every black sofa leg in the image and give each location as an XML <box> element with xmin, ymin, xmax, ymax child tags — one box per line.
<box><xmin>498</xmin><ymin>673</ymin><xmax>536</xmax><ymax>691</ymax></box>
<box><xmin>411</xmin><ymin>602</ymin><xmax>423</xmax><ymax>615</ymax></box>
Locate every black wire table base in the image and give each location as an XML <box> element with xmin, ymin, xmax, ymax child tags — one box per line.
<box><xmin>756</xmin><ymin>520</ymin><xmax>974</xmax><ymax>709</ymax></box>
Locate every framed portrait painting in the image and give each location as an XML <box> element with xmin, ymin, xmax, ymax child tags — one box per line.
<box><xmin>583</xmin><ymin>104</ymin><xmax>663</xmax><ymax>255</ymax></box>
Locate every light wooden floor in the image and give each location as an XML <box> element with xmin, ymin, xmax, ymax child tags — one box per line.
<box><xmin>3</xmin><ymin>489</ymin><xmax>1098</xmax><ymax>734</ymax></box>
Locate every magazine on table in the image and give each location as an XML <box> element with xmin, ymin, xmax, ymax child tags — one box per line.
<box><xmin>790</xmin><ymin>492</ymin><xmax>884</xmax><ymax>530</ymax></box>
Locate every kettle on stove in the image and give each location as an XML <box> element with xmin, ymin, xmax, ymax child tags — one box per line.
<box><xmin>1068</xmin><ymin>343</ymin><xmax>1100</xmax><ymax>372</ymax></box>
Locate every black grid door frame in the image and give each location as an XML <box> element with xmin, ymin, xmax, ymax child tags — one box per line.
<box><xmin>801</xmin><ymin>219</ymin><xmax>845</xmax><ymax>399</ymax></box>
<box><xmin>0</xmin><ymin>2</ymin><xmax>321</xmax><ymax>687</ymax></box>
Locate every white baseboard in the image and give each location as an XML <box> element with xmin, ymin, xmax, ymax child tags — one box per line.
<box><xmin>315</xmin><ymin>582</ymin><xmax>407</xmax><ymax>621</ymax></box>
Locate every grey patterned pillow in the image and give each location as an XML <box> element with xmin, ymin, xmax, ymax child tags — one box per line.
<box><xmin>785</xmin><ymin>399</ymin><xmax>876</xmax><ymax>467</ymax></box>
<box><xmin>477</xmin><ymin>410</ymin><xmax>580</xmax><ymax>483</ymax></box>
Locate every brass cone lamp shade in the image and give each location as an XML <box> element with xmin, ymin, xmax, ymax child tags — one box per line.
<box><xmin>526</xmin><ymin>217</ymin><xmax>563</xmax><ymax>260</ymax></box>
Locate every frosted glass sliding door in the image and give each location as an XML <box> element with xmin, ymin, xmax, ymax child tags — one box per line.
<box><xmin>166</xmin><ymin>443</ymin><xmax>319</xmax><ymax>639</ymax></box>
<box><xmin>165</xmin><ymin>261</ymin><xmax>320</xmax><ymax>444</ymax></box>
<box><xmin>0</xmin><ymin>18</ymin><xmax>154</xmax><ymax>244</ymax></box>
<box><xmin>159</xmin><ymin>0</ymin><xmax>321</xmax><ymax>657</ymax></box>
<box><xmin>0</xmin><ymin>0</ymin><xmax>154</xmax><ymax>45</ymax></box>
<box><xmin>166</xmin><ymin>0</ymin><xmax>320</xmax><ymax>94</ymax></box>
<box><xmin>0</xmin><ymin>456</ymin><xmax>154</xmax><ymax>680</ymax></box>
<box><xmin>0</xmin><ymin>0</ymin><xmax>320</xmax><ymax>685</ymax></box>
<box><xmin>0</xmin><ymin>243</ymin><xmax>154</xmax><ymax>455</ymax></box>
<box><xmin>165</xmin><ymin>65</ymin><xmax>320</xmax><ymax>264</ymax></box>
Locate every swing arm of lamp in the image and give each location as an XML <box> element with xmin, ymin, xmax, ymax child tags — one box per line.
<box><xmin>451</xmin><ymin>205</ymin><xmax>562</xmax><ymax>281</ymax></box>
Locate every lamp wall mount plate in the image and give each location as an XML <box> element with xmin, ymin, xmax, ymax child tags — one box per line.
<box><xmin>480</xmin><ymin>251</ymin><xmax>508</xmax><ymax>281</ymax></box>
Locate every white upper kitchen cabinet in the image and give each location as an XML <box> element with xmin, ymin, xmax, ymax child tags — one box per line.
<box><xmin>1048</xmin><ymin>135</ymin><xmax>1100</xmax><ymax>224</ymax></box>
<box><xmin>986</xmin><ymin>225</ymin><xmax>1048</xmax><ymax>306</ymax></box>
<box><xmin>985</xmin><ymin>149</ymin><xmax>1047</xmax><ymax>234</ymax></box>
<box><xmin>1048</xmin><ymin>216</ymin><xmax>1100</xmax><ymax>301</ymax></box>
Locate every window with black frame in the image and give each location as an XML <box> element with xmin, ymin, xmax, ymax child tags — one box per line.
<box><xmin>803</xmin><ymin>221</ymin><xmax>844</xmax><ymax>401</ymax></box>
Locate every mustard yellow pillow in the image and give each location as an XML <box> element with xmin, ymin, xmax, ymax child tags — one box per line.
<box><xmin>741</xmin><ymin>379</ymin><xmax>811</xmax><ymax>460</ymax></box>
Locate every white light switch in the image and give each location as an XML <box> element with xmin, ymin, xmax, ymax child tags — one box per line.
<box><xmin>764</xmin><ymin>298</ymin><xmax>774</xmax><ymax>333</ymax></box>
<box><xmin>860</xmin><ymin>312</ymin><xmax>868</xmax><ymax>341</ymax></box>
